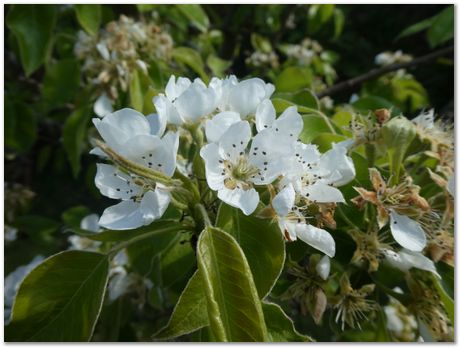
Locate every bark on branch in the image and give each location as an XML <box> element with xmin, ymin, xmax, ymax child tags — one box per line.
<box><xmin>316</xmin><ymin>45</ymin><xmax>454</xmax><ymax>98</ymax></box>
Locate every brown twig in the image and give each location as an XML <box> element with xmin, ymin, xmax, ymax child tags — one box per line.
<box><xmin>316</xmin><ymin>45</ymin><xmax>454</xmax><ymax>98</ymax></box>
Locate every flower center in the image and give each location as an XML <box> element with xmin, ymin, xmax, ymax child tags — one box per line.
<box><xmin>222</xmin><ymin>156</ymin><xmax>259</xmax><ymax>191</ymax></box>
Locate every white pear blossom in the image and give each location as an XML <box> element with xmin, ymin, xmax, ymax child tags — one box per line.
<box><xmin>272</xmin><ymin>183</ymin><xmax>336</xmax><ymax>257</ymax></box>
<box><xmin>91</xmin><ymin>108</ymin><xmax>166</xmax><ymax>156</ymax></box>
<box><xmin>281</xmin><ymin>141</ymin><xmax>356</xmax><ymax>204</ymax></box>
<box><xmin>447</xmin><ymin>175</ymin><xmax>454</xmax><ymax>197</ymax></box>
<box><xmin>209</xmin><ymin>75</ymin><xmax>275</xmax><ymax>117</ymax></box>
<box><xmin>4</xmin><ymin>255</ymin><xmax>45</xmax><ymax>324</ymax></box>
<box><xmin>200</xmin><ymin>120</ymin><xmax>294</xmax><ymax>215</ymax></box>
<box><xmin>411</xmin><ymin>109</ymin><xmax>434</xmax><ymax>129</ymax></box>
<box><xmin>154</xmin><ymin>76</ymin><xmax>217</xmax><ymax>125</ymax></box>
<box><xmin>68</xmin><ymin>214</ymin><xmax>102</xmax><ymax>251</ymax></box>
<box><xmin>389</xmin><ymin>210</ymin><xmax>426</xmax><ymax>252</ymax></box>
<box><xmin>382</xmin><ymin>248</ymin><xmax>440</xmax><ymax>278</ymax></box>
<box><xmin>93</xmin><ymin>93</ymin><xmax>114</xmax><ymax>118</ymax></box>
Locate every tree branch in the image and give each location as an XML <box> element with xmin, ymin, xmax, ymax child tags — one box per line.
<box><xmin>316</xmin><ymin>45</ymin><xmax>454</xmax><ymax>98</ymax></box>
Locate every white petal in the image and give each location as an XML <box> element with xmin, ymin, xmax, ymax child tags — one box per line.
<box><xmin>93</xmin><ymin>108</ymin><xmax>150</xmax><ymax>151</ymax></box>
<box><xmin>165</xmin><ymin>75</ymin><xmax>191</xmax><ymax>101</ymax></box>
<box><xmin>296</xmin><ymin>224</ymin><xmax>336</xmax><ymax>257</ymax></box>
<box><xmin>89</xmin><ymin>147</ymin><xmax>107</xmax><ymax>158</ymax></box>
<box><xmin>120</xmin><ymin>135</ymin><xmax>176</xmax><ymax>177</ymax></box>
<box><xmin>93</xmin><ymin>93</ymin><xmax>113</xmax><ymax>118</ymax></box>
<box><xmin>139</xmin><ymin>189</ymin><xmax>171</xmax><ymax>223</ymax></box>
<box><xmin>412</xmin><ymin>109</ymin><xmax>434</xmax><ymax>129</ymax></box>
<box><xmin>218</xmin><ymin>121</ymin><xmax>251</xmax><ymax>162</ymax></box>
<box><xmin>153</xmin><ymin>95</ymin><xmax>182</xmax><ymax>125</ymax></box>
<box><xmin>99</xmin><ymin>201</ymin><xmax>145</xmax><ymax>230</ymax></box>
<box><xmin>272</xmin><ymin>183</ymin><xmax>295</xmax><ymax>217</ymax></box>
<box><xmin>174</xmin><ymin>82</ymin><xmax>216</xmax><ymax>123</ymax></box>
<box><xmin>399</xmin><ymin>249</ymin><xmax>440</xmax><ymax>278</ymax></box>
<box><xmin>217</xmin><ymin>187</ymin><xmax>259</xmax><ymax>216</ymax></box>
<box><xmin>200</xmin><ymin>143</ymin><xmax>226</xmax><ymax>190</ymax></box>
<box><xmin>447</xmin><ymin>175</ymin><xmax>454</xmax><ymax>197</ymax></box>
<box><xmin>389</xmin><ymin>211</ymin><xmax>426</xmax><ymax>252</ymax></box>
<box><xmin>95</xmin><ymin>163</ymin><xmax>141</xmax><ymax>200</ymax></box>
<box><xmin>320</xmin><ymin>144</ymin><xmax>356</xmax><ymax>186</ymax></box>
<box><xmin>302</xmin><ymin>182</ymin><xmax>345</xmax><ymax>203</ymax></box>
<box><xmin>316</xmin><ymin>255</ymin><xmax>331</xmax><ymax>280</ymax></box>
<box><xmin>146</xmin><ymin>113</ymin><xmax>166</xmax><ymax>137</ymax></box>
<box><xmin>278</xmin><ymin>219</ymin><xmax>298</xmax><ymax>241</ymax></box>
<box><xmin>381</xmin><ymin>248</ymin><xmax>408</xmax><ymax>271</ymax></box>
<box><xmin>80</xmin><ymin>214</ymin><xmax>101</xmax><ymax>232</ymax></box>
<box><xmin>227</xmin><ymin>78</ymin><xmax>268</xmax><ymax>117</ymax></box>
<box><xmin>96</xmin><ymin>42</ymin><xmax>110</xmax><ymax>60</ymax></box>
<box><xmin>205</xmin><ymin>111</ymin><xmax>241</xmax><ymax>143</ymax></box>
<box><xmin>255</xmin><ymin>99</ymin><xmax>276</xmax><ymax>132</ymax></box>
<box><xmin>273</xmin><ymin>106</ymin><xmax>303</xmax><ymax>140</ymax></box>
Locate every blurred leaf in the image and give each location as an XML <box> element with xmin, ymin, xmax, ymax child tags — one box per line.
<box><xmin>396</xmin><ymin>17</ymin><xmax>434</xmax><ymax>41</ymax></box>
<box><xmin>5</xmin><ymin>100</ymin><xmax>37</xmax><ymax>153</ymax></box>
<box><xmin>63</xmin><ymin>107</ymin><xmax>90</xmax><ymax>177</ymax></box>
<box><xmin>263</xmin><ymin>302</ymin><xmax>313</xmax><ymax>342</ymax></box>
<box><xmin>16</xmin><ymin>215</ymin><xmax>60</xmax><ymax>241</ymax></box>
<box><xmin>71</xmin><ymin>219</ymin><xmax>185</xmax><ymax>242</ymax></box>
<box><xmin>61</xmin><ymin>206</ymin><xmax>91</xmax><ymax>229</ymax></box>
<box><xmin>43</xmin><ymin>59</ymin><xmax>80</xmax><ymax>107</ymax></box>
<box><xmin>308</xmin><ymin>4</ymin><xmax>335</xmax><ymax>34</ymax></box>
<box><xmin>275</xmin><ymin>67</ymin><xmax>313</xmax><ymax>92</ymax></box>
<box><xmin>136</xmin><ymin>4</ymin><xmax>156</xmax><ymax>12</ymax></box>
<box><xmin>206</xmin><ymin>55</ymin><xmax>231</xmax><ymax>78</ymax></box>
<box><xmin>272</xmin><ymin>98</ymin><xmax>318</xmax><ymax>114</ymax></box>
<box><xmin>352</xmin><ymin>96</ymin><xmax>394</xmax><ymax>113</ymax></box>
<box><xmin>172</xmin><ymin>47</ymin><xmax>208</xmax><ymax>82</ymax></box>
<box><xmin>251</xmin><ymin>33</ymin><xmax>272</xmax><ymax>53</ymax></box>
<box><xmin>436</xmin><ymin>262</ymin><xmax>454</xmax><ymax>298</ymax></box>
<box><xmin>299</xmin><ymin>114</ymin><xmax>339</xmax><ymax>143</ymax></box>
<box><xmin>333</xmin><ymin>8</ymin><xmax>345</xmax><ymax>39</ymax></box>
<box><xmin>216</xmin><ymin>203</ymin><xmax>285</xmax><ymax>299</ymax></box>
<box><xmin>312</xmin><ymin>133</ymin><xmax>346</xmax><ymax>152</ymax></box>
<box><xmin>176</xmin><ymin>4</ymin><xmax>209</xmax><ymax>33</ymax></box>
<box><xmin>275</xmin><ymin>90</ymin><xmax>319</xmax><ymax>109</ymax></box>
<box><xmin>427</xmin><ymin>6</ymin><xmax>454</xmax><ymax>48</ymax></box>
<box><xmin>6</xmin><ymin>251</ymin><xmax>109</xmax><ymax>342</ymax></box>
<box><xmin>197</xmin><ymin>226</ymin><xmax>269</xmax><ymax>342</ymax></box>
<box><xmin>154</xmin><ymin>271</ymin><xmax>208</xmax><ymax>340</ymax></box>
<box><xmin>6</xmin><ymin>5</ymin><xmax>57</xmax><ymax>76</ymax></box>
<box><xmin>74</xmin><ymin>4</ymin><xmax>101</xmax><ymax>36</ymax></box>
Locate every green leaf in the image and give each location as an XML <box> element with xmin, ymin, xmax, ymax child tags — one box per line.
<box><xmin>129</xmin><ymin>69</ymin><xmax>143</xmax><ymax>112</ymax></box>
<box><xmin>333</xmin><ymin>8</ymin><xmax>345</xmax><ymax>39</ymax></box>
<box><xmin>308</xmin><ymin>4</ymin><xmax>335</xmax><ymax>34</ymax></box>
<box><xmin>427</xmin><ymin>6</ymin><xmax>454</xmax><ymax>48</ymax></box>
<box><xmin>396</xmin><ymin>17</ymin><xmax>434</xmax><ymax>41</ymax></box>
<box><xmin>63</xmin><ymin>107</ymin><xmax>90</xmax><ymax>177</ymax></box>
<box><xmin>274</xmin><ymin>89</ymin><xmax>319</xmax><ymax>109</ymax></box>
<box><xmin>6</xmin><ymin>251</ymin><xmax>109</xmax><ymax>342</ymax></box>
<box><xmin>70</xmin><ymin>219</ymin><xmax>185</xmax><ymax>242</ymax></box>
<box><xmin>43</xmin><ymin>59</ymin><xmax>81</xmax><ymax>107</ymax></box>
<box><xmin>432</xmin><ymin>275</ymin><xmax>454</xmax><ymax>325</ymax></box>
<box><xmin>299</xmin><ymin>114</ymin><xmax>339</xmax><ymax>143</ymax></box>
<box><xmin>4</xmin><ymin>100</ymin><xmax>37</xmax><ymax>152</ymax></box>
<box><xmin>176</xmin><ymin>4</ymin><xmax>209</xmax><ymax>33</ymax></box>
<box><xmin>206</xmin><ymin>55</ymin><xmax>231</xmax><ymax>78</ymax></box>
<box><xmin>352</xmin><ymin>96</ymin><xmax>395</xmax><ymax>113</ymax></box>
<box><xmin>216</xmin><ymin>203</ymin><xmax>285</xmax><ymax>299</ymax></box>
<box><xmin>263</xmin><ymin>302</ymin><xmax>313</xmax><ymax>342</ymax></box>
<box><xmin>275</xmin><ymin>66</ymin><xmax>313</xmax><ymax>92</ymax></box>
<box><xmin>197</xmin><ymin>226</ymin><xmax>269</xmax><ymax>342</ymax></box>
<box><xmin>61</xmin><ymin>206</ymin><xmax>91</xmax><ymax>229</ymax></box>
<box><xmin>74</xmin><ymin>4</ymin><xmax>102</xmax><ymax>36</ymax></box>
<box><xmin>154</xmin><ymin>271</ymin><xmax>208</xmax><ymax>340</ymax></box>
<box><xmin>172</xmin><ymin>47</ymin><xmax>208</xmax><ymax>82</ymax></box>
<box><xmin>272</xmin><ymin>98</ymin><xmax>318</xmax><ymax>114</ymax></box>
<box><xmin>6</xmin><ymin>5</ymin><xmax>57</xmax><ymax>76</ymax></box>
<box><xmin>251</xmin><ymin>33</ymin><xmax>272</xmax><ymax>53</ymax></box>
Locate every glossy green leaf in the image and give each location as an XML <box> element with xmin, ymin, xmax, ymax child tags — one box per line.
<box><xmin>275</xmin><ymin>66</ymin><xmax>313</xmax><ymax>92</ymax></box>
<box><xmin>43</xmin><ymin>59</ymin><xmax>81</xmax><ymax>107</ymax></box>
<box><xmin>275</xmin><ymin>90</ymin><xmax>319</xmax><ymax>109</ymax></box>
<box><xmin>263</xmin><ymin>302</ymin><xmax>313</xmax><ymax>342</ymax></box>
<box><xmin>427</xmin><ymin>6</ymin><xmax>454</xmax><ymax>48</ymax></box>
<box><xmin>154</xmin><ymin>271</ymin><xmax>208</xmax><ymax>340</ymax></box>
<box><xmin>197</xmin><ymin>226</ymin><xmax>269</xmax><ymax>342</ymax></box>
<box><xmin>75</xmin><ymin>4</ymin><xmax>102</xmax><ymax>36</ymax></box>
<box><xmin>216</xmin><ymin>203</ymin><xmax>285</xmax><ymax>299</ymax></box>
<box><xmin>6</xmin><ymin>251</ymin><xmax>109</xmax><ymax>342</ymax></box>
<box><xmin>6</xmin><ymin>5</ymin><xmax>57</xmax><ymax>76</ymax></box>
<box><xmin>63</xmin><ymin>107</ymin><xmax>90</xmax><ymax>177</ymax></box>
<box><xmin>308</xmin><ymin>4</ymin><xmax>335</xmax><ymax>34</ymax></box>
<box><xmin>172</xmin><ymin>47</ymin><xmax>208</xmax><ymax>82</ymax></box>
<box><xmin>272</xmin><ymin>98</ymin><xmax>318</xmax><ymax>114</ymax></box>
<box><xmin>176</xmin><ymin>4</ymin><xmax>209</xmax><ymax>33</ymax></box>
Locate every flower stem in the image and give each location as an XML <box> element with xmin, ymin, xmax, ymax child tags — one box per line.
<box><xmin>195</xmin><ymin>203</ymin><xmax>212</xmax><ymax>228</ymax></box>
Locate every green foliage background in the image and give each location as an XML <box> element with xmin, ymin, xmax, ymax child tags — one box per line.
<box><xmin>4</xmin><ymin>4</ymin><xmax>454</xmax><ymax>342</ymax></box>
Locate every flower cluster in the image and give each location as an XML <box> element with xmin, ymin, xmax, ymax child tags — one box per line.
<box><xmin>75</xmin><ymin>14</ymin><xmax>173</xmax><ymax>116</ymax></box>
